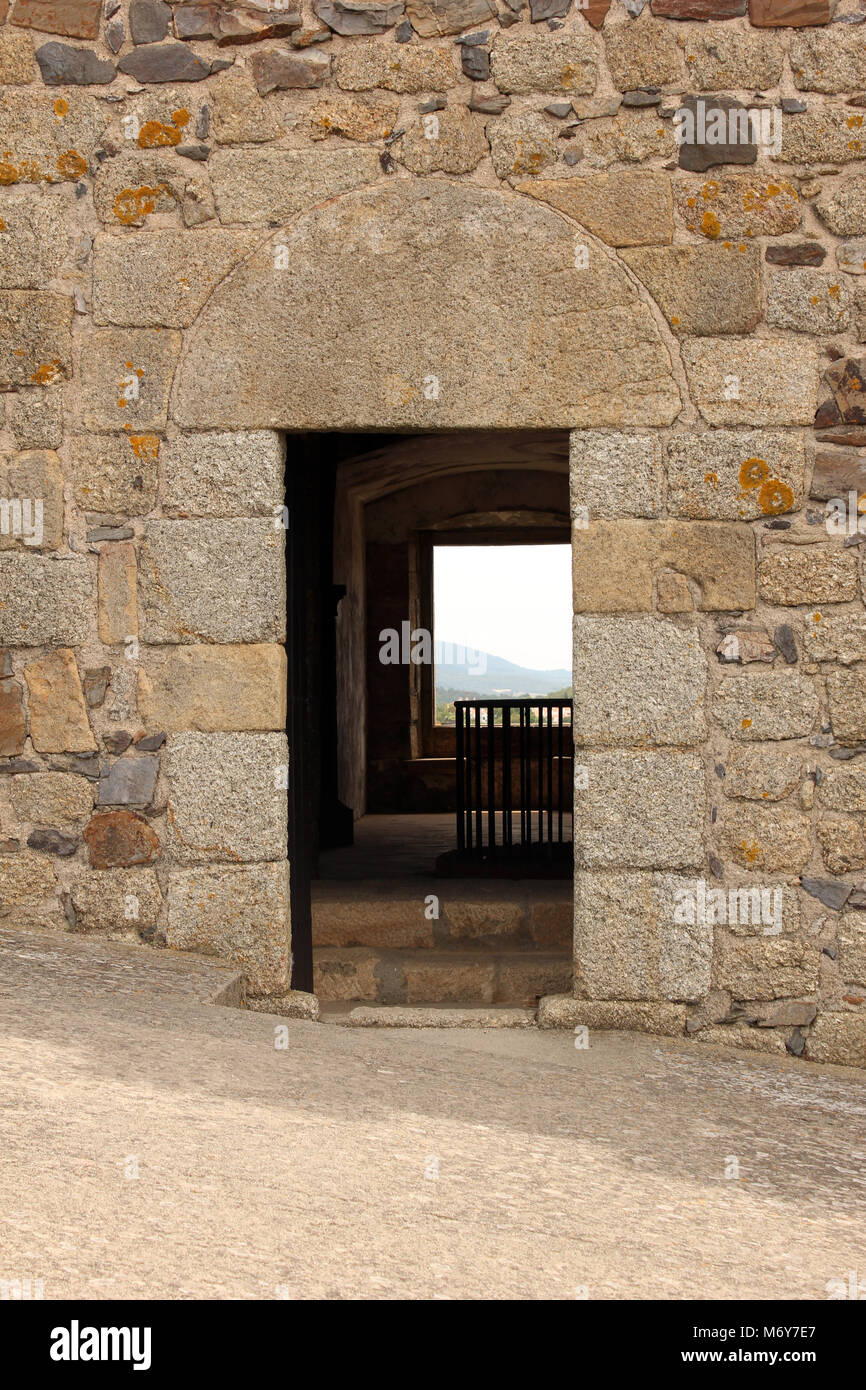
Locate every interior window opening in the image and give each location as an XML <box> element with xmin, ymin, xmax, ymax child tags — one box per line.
<box><xmin>432</xmin><ymin>542</ymin><xmax>573</xmax><ymax>727</ymax></box>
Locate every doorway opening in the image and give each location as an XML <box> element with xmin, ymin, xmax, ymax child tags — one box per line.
<box><xmin>286</xmin><ymin>431</ymin><xmax>574</xmax><ymax>1010</ymax></box>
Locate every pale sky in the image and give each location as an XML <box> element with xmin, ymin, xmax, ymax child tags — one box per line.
<box><xmin>433</xmin><ymin>544</ymin><xmax>572</xmax><ymax>672</ymax></box>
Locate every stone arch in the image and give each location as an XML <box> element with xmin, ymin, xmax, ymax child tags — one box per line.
<box><xmin>166</xmin><ymin>177</ymin><xmax>686</xmax><ymax>1011</ymax></box>
<box><xmin>171</xmin><ymin>178</ymin><xmax>681</xmax><ymax>432</ymax></box>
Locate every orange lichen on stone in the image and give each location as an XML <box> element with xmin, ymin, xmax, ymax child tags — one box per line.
<box><xmin>112</xmin><ymin>185</ymin><xmax>166</xmax><ymax>225</ymax></box>
<box><xmin>741</xmin><ymin>719</ymin><xmax>752</xmax><ymax>730</ymax></box>
<box><xmin>383</xmin><ymin>373</ymin><xmax>418</xmax><ymax>408</ymax></box>
<box><xmin>54</xmin><ymin>98</ymin><xmax>68</xmax><ymax>118</ymax></box>
<box><xmin>739</xmin><ymin>839</ymin><xmax>759</xmax><ymax>862</ymax></box>
<box><xmin>57</xmin><ymin>150</ymin><xmax>86</xmax><ymax>180</ymax></box>
<box><xmin>30</xmin><ymin>361</ymin><xmax>62</xmax><ymax>384</ymax></box>
<box><xmin>129</xmin><ymin>433</ymin><xmax>159</xmax><ymax>460</ymax></box>
<box><xmin>701</xmin><ymin>210</ymin><xmax>721</xmax><ymax>238</ymax></box>
<box><xmin>704</xmin><ymin>471</ymin><xmax>718</xmax><ymax>485</ymax></box>
<box><xmin>0</xmin><ymin>161</ymin><xmax>18</xmax><ymax>185</ymax></box>
<box><xmin>739</xmin><ymin>458</ymin><xmax>770</xmax><ymax>490</ymax></box>
<box><xmin>758</xmin><ymin>479</ymin><xmax>795</xmax><ymax>515</ymax></box>
<box><xmin>138</xmin><ymin>120</ymin><xmax>182</xmax><ymax>149</ymax></box>
<box><xmin>171</xmin><ymin>109</ymin><xmax>190</xmax><ymax>128</ymax></box>
<box><xmin>12</xmin><ymin>158</ymin><xmax>42</xmax><ymax>183</ymax></box>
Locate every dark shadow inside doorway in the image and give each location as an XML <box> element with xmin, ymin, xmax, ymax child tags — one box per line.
<box><xmin>285</xmin><ymin>432</ymin><xmax>573</xmax><ymax>1001</ymax></box>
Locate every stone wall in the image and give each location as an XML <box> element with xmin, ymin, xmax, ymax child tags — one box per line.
<box><xmin>0</xmin><ymin>0</ymin><xmax>865</xmax><ymax>1058</ymax></box>
<box><xmin>565</xmin><ymin>417</ymin><xmax>866</xmax><ymax>1068</ymax></box>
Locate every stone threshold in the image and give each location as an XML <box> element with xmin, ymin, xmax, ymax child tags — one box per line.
<box><xmin>320</xmin><ymin>1002</ymin><xmax>538</xmax><ymax>1029</ymax></box>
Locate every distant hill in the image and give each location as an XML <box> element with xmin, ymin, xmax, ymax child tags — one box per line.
<box><xmin>435</xmin><ymin>650</ymin><xmax>571</xmax><ymax>699</ymax></box>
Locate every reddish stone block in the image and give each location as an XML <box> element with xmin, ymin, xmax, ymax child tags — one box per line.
<box><xmin>815</xmin><ymin>398</ymin><xmax>842</xmax><ymax>429</ymax></box>
<box><xmin>11</xmin><ymin>0</ymin><xmax>103</xmax><ymax>40</ymax></box>
<box><xmin>749</xmin><ymin>0</ymin><xmax>831</xmax><ymax>27</ymax></box>
<box><xmin>765</xmin><ymin>242</ymin><xmax>826</xmax><ymax>266</ymax></box>
<box><xmin>84</xmin><ymin>810</ymin><xmax>159</xmax><ymax>869</ymax></box>
<box><xmin>0</xmin><ymin>679</ymin><xmax>26</xmax><ymax>757</ymax></box>
<box><xmin>581</xmin><ymin>0</ymin><xmax>612</xmax><ymax>27</ymax></box>
<box><xmin>810</xmin><ymin>450</ymin><xmax>866</xmax><ymax>501</ymax></box>
<box><xmin>816</xmin><ymin>428</ymin><xmax>866</xmax><ymax>448</ymax></box>
<box><xmin>652</xmin><ymin>0</ymin><xmax>746</xmax><ymax>18</ymax></box>
<box><xmin>828</xmin><ymin>358</ymin><xmax>866</xmax><ymax>425</ymax></box>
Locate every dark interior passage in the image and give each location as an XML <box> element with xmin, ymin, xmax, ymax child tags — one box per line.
<box><xmin>285</xmin><ymin>432</ymin><xmax>573</xmax><ymax>994</ymax></box>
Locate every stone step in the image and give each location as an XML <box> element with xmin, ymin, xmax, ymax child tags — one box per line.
<box><xmin>321</xmin><ymin>1003</ymin><xmax>538</xmax><ymax>1029</ymax></box>
<box><xmin>311</xmin><ymin>879</ymin><xmax>572</xmax><ymax>951</ymax></box>
<box><xmin>313</xmin><ymin>947</ymin><xmax>573</xmax><ymax>1008</ymax></box>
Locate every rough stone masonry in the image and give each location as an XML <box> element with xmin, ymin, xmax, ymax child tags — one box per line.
<box><xmin>1</xmin><ymin>0</ymin><xmax>866</xmax><ymax>1064</ymax></box>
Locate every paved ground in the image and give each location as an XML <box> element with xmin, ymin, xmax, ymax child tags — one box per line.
<box><xmin>2</xmin><ymin>926</ymin><xmax>866</xmax><ymax>1301</ymax></box>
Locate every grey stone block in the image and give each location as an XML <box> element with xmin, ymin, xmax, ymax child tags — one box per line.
<box><xmin>570</xmin><ymin>431</ymin><xmax>661</xmax><ymax>520</ymax></box>
<box><xmin>162</xmin><ymin>432</ymin><xmax>284</xmax><ymax>518</ymax></box>
<box><xmin>712</xmin><ymin>673</ymin><xmax>819</xmax><ymax>741</ymax></box>
<box><xmin>573</xmin><ymin>616</ymin><xmax>707</xmax><ymax>747</ymax></box>
<box><xmin>574</xmin><ymin>870</ymin><xmax>713</xmax><ymax>1002</ymax></box>
<box><xmin>167</xmin><ymin>861</ymin><xmax>290</xmax><ymax>993</ymax></box>
<box><xmin>139</xmin><ymin>520</ymin><xmax>285</xmax><ymax>645</ymax></box>
<box><xmin>98</xmin><ymin>755</ymin><xmax>160</xmax><ymax>808</ymax></box>
<box><xmin>163</xmin><ymin>732</ymin><xmax>288</xmax><ymax>864</ymax></box>
<box><xmin>574</xmin><ymin>751</ymin><xmax>706</xmax><ymax>869</ymax></box>
<box><xmin>0</xmin><ymin>556</ymin><xmax>91</xmax><ymax>646</ymax></box>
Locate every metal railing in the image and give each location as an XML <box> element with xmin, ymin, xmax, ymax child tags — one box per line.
<box><xmin>454</xmin><ymin>699</ymin><xmax>572</xmax><ymax>867</ymax></box>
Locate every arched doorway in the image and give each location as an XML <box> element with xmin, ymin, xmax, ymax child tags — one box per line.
<box><xmin>167</xmin><ymin>176</ymin><xmax>683</xmax><ymax>1019</ymax></box>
